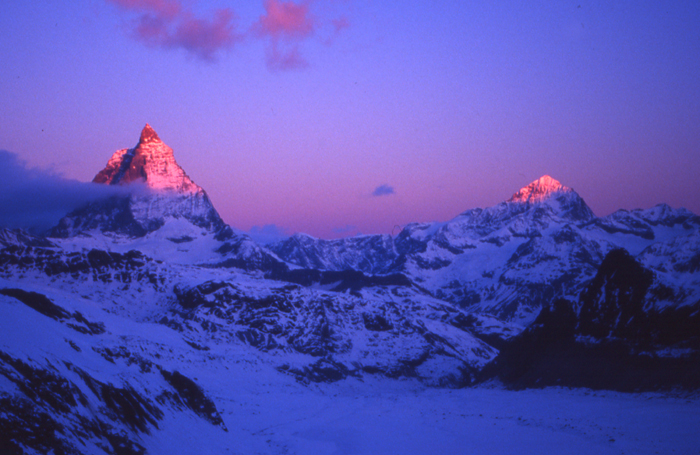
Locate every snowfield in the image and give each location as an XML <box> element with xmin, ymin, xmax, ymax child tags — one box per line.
<box><xmin>1</xmin><ymin>286</ymin><xmax>697</xmax><ymax>455</ymax></box>
<box><xmin>160</xmin><ymin>376</ymin><xmax>700</xmax><ymax>455</ymax></box>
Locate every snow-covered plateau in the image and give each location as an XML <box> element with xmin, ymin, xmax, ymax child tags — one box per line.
<box><xmin>1</xmin><ymin>126</ymin><xmax>699</xmax><ymax>454</ymax></box>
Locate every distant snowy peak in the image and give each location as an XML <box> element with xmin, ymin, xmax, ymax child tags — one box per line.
<box><xmin>270</xmin><ymin>232</ymin><xmax>398</xmax><ymax>274</ymax></box>
<box><xmin>634</xmin><ymin>203</ymin><xmax>700</xmax><ymax>227</ymax></box>
<box><xmin>508</xmin><ymin>175</ymin><xmax>570</xmax><ymax>204</ymax></box>
<box><xmin>505</xmin><ymin>175</ymin><xmax>594</xmax><ymax>222</ymax></box>
<box><xmin>93</xmin><ymin>124</ymin><xmax>202</xmax><ymax>195</ymax></box>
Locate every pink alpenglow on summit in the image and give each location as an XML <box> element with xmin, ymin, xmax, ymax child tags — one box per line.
<box><xmin>508</xmin><ymin>175</ymin><xmax>571</xmax><ymax>204</ymax></box>
<box><xmin>93</xmin><ymin>124</ymin><xmax>202</xmax><ymax>195</ymax></box>
<box><xmin>52</xmin><ymin>124</ymin><xmax>229</xmax><ymax>237</ymax></box>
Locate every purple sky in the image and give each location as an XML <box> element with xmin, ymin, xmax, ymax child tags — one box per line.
<box><xmin>1</xmin><ymin>1</ymin><xmax>699</xmax><ymax>239</ymax></box>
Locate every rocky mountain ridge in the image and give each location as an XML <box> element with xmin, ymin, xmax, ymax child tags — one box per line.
<box><xmin>271</xmin><ymin>176</ymin><xmax>699</xmax><ymax>326</ymax></box>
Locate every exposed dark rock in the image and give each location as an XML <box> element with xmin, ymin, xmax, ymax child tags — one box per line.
<box><xmin>362</xmin><ymin>313</ymin><xmax>393</xmax><ymax>331</ymax></box>
<box><xmin>279</xmin><ymin>358</ymin><xmax>356</xmax><ymax>383</ymax></box>
<box><xmin>0</xmin><ymin>352</ymin><xmax>87</xmax><ymax>413</ymax></box>
<box><xmin>0</xmin><ymin>394</ymin><xmax>80</xmax><ymax>455</ymax></box>
<box><xmin>75</xmin><ymin>368</ymin><xmax>163</xmax><ymax>433</ymax></box>
<box><xmin>266</xmin><ymin>267</ymin><xmax>413</xmax><ymax>292</ymax></box>
<box><xmin>159</xmin><ymin>369</ymin><xmax>227</xmax><ymax>430</ymax></box>
<box><xmin>479</xmin><ymin>250</ymin><xmax>700</xmax><ymax>391</ymax></box>
<box><xmin>0</xmin><ymin>288</ymin><xmax>71</xmax><ymax>321</ymax></box>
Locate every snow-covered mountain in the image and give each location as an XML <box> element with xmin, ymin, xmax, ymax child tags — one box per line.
<box><xmin>47</xmin><ymin>125</ymin><xmax>283</xmax><ymax>270</ymax></box>
<box><xmin>2</xmin><ymin>125</ymin><xmax>700</xmax><ymax>453</ymax></box>
<box><xmin>271</xmin><ymin>176</ymin><xmax>699</xmax><ymax>327</ymax></box>
<box><xmin>52</xmin><ymin>124</ymin><xmax>225</xmax><ymax>237</ymax></box>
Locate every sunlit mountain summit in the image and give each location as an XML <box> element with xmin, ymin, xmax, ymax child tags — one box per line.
<box><xmin>504</xmin><ymin>174</ymin><xmax>594</xmax><ymax>221</ymax></box>
<box><xmin>93</xmin><ymin>124</ymin><xmax>202</xmax><ymax>194</ymax></box>
<box><xmin>271</xmin><ymin>174</ymin><xmax>698</xmax><ymax>325</ymax></box>
<box><xmin>51</xmin><ymin>124</ymin><xmax>223</xmax><ymax>238</ymax></box>
<box><xmin>508</xmin><ymin>175</ymin><xmax>568</xmax><ymax>204</ymax></box>
<box><xmin>48</xmin><ymin>125</ymin><xmax>278</xmax><ymax>268</ymax></box>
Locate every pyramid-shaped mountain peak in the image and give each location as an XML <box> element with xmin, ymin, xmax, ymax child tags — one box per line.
<box><xmin>138</xmin><ymin>123</ymin><xmax>161</xmax><ymax>144</ymax></box>
<box><xmin>508</xmin><ymin>175</ymin><xmax>570</xmax><ymax>204</ymax></box>
<box><xmin>93</xmin><ymin>124</ymin><xmax>201</xmax><ymax>194</ymax></box>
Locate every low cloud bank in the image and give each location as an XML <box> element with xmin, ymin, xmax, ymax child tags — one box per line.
<box><xmin>0</xmin><ymin>150</ymin><xmax>137</xmax><ymax>233</ymax></box>
<box><xmin>246</xmin><ymin>224</ymin><xmax>290</xmax><ymax>245</ymax></box>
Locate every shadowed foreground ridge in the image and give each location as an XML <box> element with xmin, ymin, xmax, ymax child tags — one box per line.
<box><xmin>479</xmin><ymin>249</ymin><xmax>700</xmax><ymax>391</ymax></box>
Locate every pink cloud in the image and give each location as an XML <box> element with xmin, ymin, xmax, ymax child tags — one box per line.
<box><xmin>107</xmin><ymin>0</ymin><xmax>241</xmax><ymax>61</ymax></box>
<box><xmin>107</xmin><ymin>0</ymin><xmax>180</xmax><ymax>19</ymax></box>
<box><xmin>107</xmin><ymin>0</ymin><xmax>348</xmax><ymax>68</ymax></box>
<box><xmin>253</xmin><ymin>0</ymin><xmax>317</xmax><ymax>71</ymax></box>
<box><xmin>254</xmin><ymin>0</ymin><xmax>315</xmax><ymax>39</ymax></box>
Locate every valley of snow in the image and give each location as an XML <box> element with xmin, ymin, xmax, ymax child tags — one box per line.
<box><xmin>1</xmin><ymin>285</ymin><xmax>697</xmax><ymax>455</ymax></box>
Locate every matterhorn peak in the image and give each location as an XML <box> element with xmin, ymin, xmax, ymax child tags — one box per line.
<box><xmin>138</xmin><ymin>123</ymin><xmax>161</xmax><ymax>144</ymax></box>
<box><xmin>508</xmin><ymin>175</ymin><xmax>570</xmax><ymax>204</ymax></box>
<box><xmin>53</xmin><ymin>124</ymin><xmax>226</xmax><ymax>238</ymax></box>
<box><xmin>93</xmin><ymin>124</ymin><xmax>200</xmax><ymax>194</ymax></box>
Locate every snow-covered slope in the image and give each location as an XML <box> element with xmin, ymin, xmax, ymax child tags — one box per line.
<box><xmin>0</xmin><ymin>226</ymin><xmax>512</xmax><ymax>452</ymax></box>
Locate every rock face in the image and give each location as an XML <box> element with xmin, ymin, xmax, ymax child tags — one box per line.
<box><xmin>479</xmin><ymin>249</ymin><xmax>700</xmax><ymax>391</ymax></box>
<box><xmin>93</xmin><ymin>124</ymin><xmax>201</xmax><ymax>194</ymax></box>
<box><xmin>51</xmin><ymin>125</ymin><xmax>225</xmax><ymax>238</ymax></box>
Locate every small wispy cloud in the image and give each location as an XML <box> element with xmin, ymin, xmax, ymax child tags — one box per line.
<box><xmin>107</xmin><ymin>0</ymin><xmax>242</xmax><ymax>61</ymax></box>
<box><xmin>332</xmin><ymin>17</ymin><xmax>350</xmax><ymax>34</ymax></box>
<box><xmin>372</xmin><ymin>184</ymin><xmax>395</xmax><ymax>197</ymax></box>
<box><xmin>265</xmin><ymin>42</ymin><xmax>309</xmax><ymax>71</ymax></box>
<box><xmin>253</xmin><ymin>0</ymin><xmax>316</xmax><ymax>71</ymax></box>
<box><xmin>253</xmin><ymin>0</ymin><xmax>315</xmax><ymax>39</ymax></box>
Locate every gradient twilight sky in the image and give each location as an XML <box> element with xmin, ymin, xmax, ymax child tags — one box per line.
<box><xmin>1</xmin><ymin>1</ymin><xmax>699</xmax><ymax>239</ymax></box>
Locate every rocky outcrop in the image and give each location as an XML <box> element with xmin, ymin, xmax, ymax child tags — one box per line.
<box><xmin>478</xmin><ymin>249</ymin><xmax>700</xmax><ymax>391</ymax></box>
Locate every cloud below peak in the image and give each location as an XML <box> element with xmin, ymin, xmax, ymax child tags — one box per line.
<box><xmin>0</xmin><ymin>151</ymin><xmax>136</xmax><ymax>233</ymax></box>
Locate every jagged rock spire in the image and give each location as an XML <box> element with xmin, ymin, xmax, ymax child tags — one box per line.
<box><xmin>138</xmin><ymin>123</ymin><xmax>161</xmax><ymax>144</ymax></box>
<box><xmin>93</xmin><ymin>124</ymin><xmax>200</xmax><ymax>194</ymax></box>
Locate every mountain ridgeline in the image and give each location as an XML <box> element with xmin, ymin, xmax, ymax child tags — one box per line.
<box><xmin>1</xmin><ymin>124</ymin><xmax>699</xmax><ymax>452</ymax></box>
